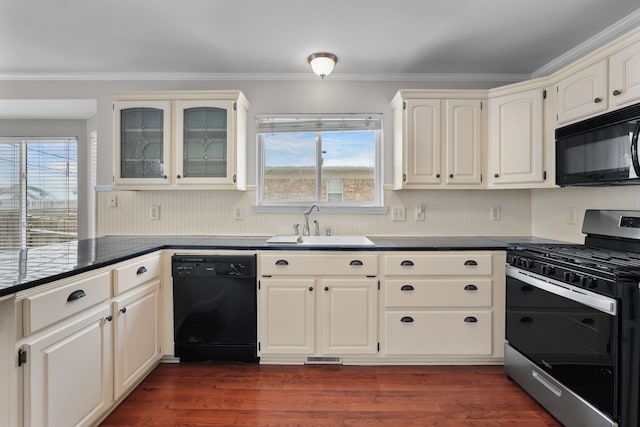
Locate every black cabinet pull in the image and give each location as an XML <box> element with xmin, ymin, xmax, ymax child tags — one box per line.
<box><xmin>120</xmin><ymin>307</ymin><xmax>127</xmax><ymax>314</ymax></box>
<box><xmin>464</xmin><ymin>260</ymin><xmax>478</xmax><ymax>266</ymax></box>
<box><xmin>613</xmin><ymin>89</ymin><xmax>622</xmax><ymax>96</ymax></box>
<box><xmin>324</xmin><ymin>286</ymin><xmax>329</xmax><ymax>291</ymax></box>
<box><xmin>177</xmin><ymin>174</ymin><xmax>182</xmax><ymax>179</ymax></box>
<box><xmin>403</xmin><ymin>173</ymin><xmax>407</xmax><ymax>182</ymax></box>
<box><xmin>436</xmin><ymin>173</ymin><xmax>440</xmax><ymax>178</ymax></box>
<box><xmin>136</xmin><ymin>266</ymin><xmax>147</xmax><ymax>275</ymax></box>
<box><xmin>308</xmin><ymin>286</ymin><xmax>314</xmax><ymax>291</ymax></box>
<box><xmin>400</xmin><ymin>260</ymin><xmax>414</xmax><ymax>266</ymax></box>
<box><xmin>464</xmin><ymin>316</ymin><xmax>478</xmax><ymax>323</ymax></box>
<box><xmin>400</xmin><ymin>316</ymin><xmax>414</xmax><ymax>323</ymax></box>
<box><xmin>275</xmin><ymin>259</ymin><xmax>289</xmax><ymax>266</ymax></box>
<box><xmin>449</xmin><ymin>174</ymin><xmax>454</xmax><ymax>178</ymax></box>
<box><xmin>400</xmin><ymin>284</ymin><xmax>414</xmax><ymax>291</ymax></box>
<box><xmin>105</xmin><ymin>315</ymin><xmax>113</xmax><ymax>322</ymax></box>
<box><xmin>67</xmin><ymin>289</ymin><xmax>86</xmax><ymax>302</ymax></box>
<box><xmin>464</xmin><ymin>284</ymin><xmax>478</xmax><ymax>291</ymax></box>
<box><xmin>494</xmin><ymin>173</ymin><xmax>499</xmax><ymax>178</ymax></box>
<box><xmin>594</xmin><ymin>97</ymin><xmax>602</xmax><ymax>103</ymax></box>
<box><xmin>350</xmin><ymin>260</ymin><xmax>363</xmax><ymax>266</ymax></box>
<box><xmin>520</xmin><ymin>316</ymin><xmax>533</xmax><ymax>323</ymax></box>
<box><xmin>163</xmin><ymin>175</ymin><xmax>167</xmax><ymax>179</ymax></box>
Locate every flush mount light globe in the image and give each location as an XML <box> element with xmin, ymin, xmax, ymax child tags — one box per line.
<box><xmin>307</xmin><ymin>52</ymin><xmax>338</xmax><ymax>79</ymax></box>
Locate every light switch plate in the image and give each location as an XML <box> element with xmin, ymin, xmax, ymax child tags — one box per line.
<box><xmin>149</xmin><ymin>205</ymin><xmax>160</xmax><ymax>220</ymax></box>
<box><xmin>490</xmin><ymin>206</ymin><xmax>501</xmax><ymax>221</ymax></box>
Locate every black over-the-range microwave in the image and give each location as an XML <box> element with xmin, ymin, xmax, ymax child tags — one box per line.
<box><xmin>556</xmin><ymin>102</ymin><xmax>640</xmax><ymax>186</ymax></box>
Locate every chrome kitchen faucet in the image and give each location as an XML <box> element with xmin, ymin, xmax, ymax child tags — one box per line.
<box><xmin>302</xmin><ymin>204</ymin><xmax>320</xmax><ymax>236</ymax></box>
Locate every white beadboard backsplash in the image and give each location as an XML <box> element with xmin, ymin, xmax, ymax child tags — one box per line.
<box><xmin>532</xmin><ymin>186</ymin><xmax>640</xmax><ymax>243</ymax></box>
<box><xmin>97</xmin><ymin>188</ymin><xmax>533</xmax><ymax>237</ymax></box>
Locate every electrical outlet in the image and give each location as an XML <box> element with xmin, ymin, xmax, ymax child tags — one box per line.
<box><xmin>392</xmin><ymin>206</ymin><xmax>406</xmax><ymax>222</ymax></box>
<box><xmin>149</xmin><ymin>205</ymin><xmax>160</xmax><ymax>220</ymax></box>
<box><xmin>490</xmin><ymin>206</ymin><xmax>501</xmax><ymax>221</ymax></box>
<box><xmin>233</xmin><ymin>206</ymin><xmax>243</xmax><ymax>220</ymax></box>
<box><xmin>415</xmin><ymin>204</ymin><xmax>425</xmax><ymax>221</ymax></box>
<box><xmin>567</xmin><ymin>207</ymin><xmax>578</xmax><ymax>225</ymax></box>
<box><xmin>107</xmin><ymin>193</ymin><xmax>117</xmax><ymax>208</ymax></box>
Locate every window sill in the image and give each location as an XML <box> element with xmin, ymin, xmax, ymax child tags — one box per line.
<box><xmin>252</xmin><ymin>205</ymin><xmax>389</xmax><ymax>215</ymax></box>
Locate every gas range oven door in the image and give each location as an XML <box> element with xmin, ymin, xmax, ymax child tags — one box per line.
<box><xmin>505</xmin><ymin>265</ymin><xmax>619</xmax><ymax>427</ymax></box>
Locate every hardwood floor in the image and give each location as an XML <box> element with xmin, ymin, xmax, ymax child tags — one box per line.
<box><xmin>100</xmin><ymin>364</ymin><xmax>561</xmax><ymax>427</ymax></box>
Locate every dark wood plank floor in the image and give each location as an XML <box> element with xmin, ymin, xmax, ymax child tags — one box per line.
<box><xmin>100</xmin><ymin>364</ymin><xmax>561</xmax><ymax>427</ymax></box>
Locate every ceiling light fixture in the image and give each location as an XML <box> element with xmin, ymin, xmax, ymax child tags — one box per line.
<box><xmin>307</xmin><ymin>52</ymin><xmax>338</xmax><ymax>79</ymax></box>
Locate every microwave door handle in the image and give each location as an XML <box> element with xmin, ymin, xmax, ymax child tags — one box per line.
<box><xmin>632</xmin><ymin>121</ymin><xmax>640</xmax><ymax>177</ymax></box>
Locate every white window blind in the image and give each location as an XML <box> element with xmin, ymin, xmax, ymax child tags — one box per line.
<box><xmin>0</xmin><ymin>138</ymin><xmax>78</xmax><ymax>252</ymax></box>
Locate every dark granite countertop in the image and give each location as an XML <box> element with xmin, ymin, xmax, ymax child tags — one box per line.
<box><xmin>0</xmin><ymin>235</ymin><xmax>568</xmax><ymax>297</ymax></box>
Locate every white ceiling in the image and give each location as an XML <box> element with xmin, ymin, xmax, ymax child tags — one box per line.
<box><xmin>2</xmin><ymin>0</ymin><xmax>640</xmax><ymax>79</ymax></box>
<box><xmin>1</xmin><ymin>1</ymin><xmax>640</xmax><ymax>119</ymax></box>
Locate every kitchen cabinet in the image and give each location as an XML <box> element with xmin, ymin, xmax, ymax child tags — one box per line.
<box><xmin>381</xmin><ymin>252</ymin><xmax>505</xmax><ymax>362</ymax></box>
<box><xmin>21</xmin><ymin>304</ymin><xmax>113</xmax><ymax>427</ymax></box>
<box><xmin>258</xmin><ymin>253</ymin><xmax>378</xmax><ymax>362</ymax></box>
<box><xmin>608</xmin><ymin>39</ymin><xmax>640</xmax><ymax>109</ymax></box>
<box><xmin>17</xmin><ymin>270</ymin><xmax>113</xmax><ymax>427</ymax></box>
<box><xmin>555</xmin><ymin>38</ymin><xmax>640</xmax><ymax>125</ymax></box>
<box><xmin>112</xmin><ymin>280</ymin><xmax>160</xmax><ymax>400</ymax></box>
<box><xmin>112</xmin><ymin>253</ymin><xmax>161</xmax><ymax>400</ymax></box>
<box><xmin>391</xmin><ymin>90</ymin><xmax>486</xmax><ymax>189</ymax></box>
<box><xmin>112</xmin><ymin>90</ymin><xmax>249</xmax><ymax>190</ymax></box>
<box><xmin>0</xmin><ymin>295</ymin><xmax>18</xmax><ymax>427</ymax></box>
<box><xmin>487</xmin><ymin>85</ymin><xmax>548</xmax><ymax>186</ymax></box>
<box><xmin>555</xmin><ymin>60</ymin><xmax>607</xmax><ymax>125</ymax></box>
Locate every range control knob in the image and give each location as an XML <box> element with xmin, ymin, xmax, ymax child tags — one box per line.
<box><xmin>564</xmin><ymin>271</ymin><xmax>579</xmax><ymax>283</ymax></box>
<box><xmin>525</xmin><ymin>259</ymin><xmax>535</xmax><ymax>269</ymax></box>
<box><xmin>509</xmin><ymin>256</ymin><xmax>521</xmax><ymax>267</ymax></box>
<box><xmin>541</xmin><ymin>265</ymin><xmax>556</xmax><ymax>275</ymax></box>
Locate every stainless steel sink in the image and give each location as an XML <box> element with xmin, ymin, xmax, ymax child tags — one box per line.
<box><xmin>299</xmin><ymin>236</ymin><xmax>374</xmax><ymax>246</ymax></box>
<box><xmin>265</xmin><ymin>235</ymin><xmax>374</xmax><ymax>246</ymax></box>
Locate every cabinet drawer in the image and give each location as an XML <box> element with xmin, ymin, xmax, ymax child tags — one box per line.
<box><xmin>385</xmin><ymin>279</ymin><xmax>492</xmax><ymax>308</ymax></box>
<box><xmin>260</xmin><ymin>254</ymin><xmax>377</xmax><ymax>276</ymax></box>
<box><xmin>23</xmin><ymin>271</ymin><xmax>111</xmax><ymax>336</ymax></box>
<box><xmin>114</xmin><ymin>254</ymin><xmax>161</xmax><ymax>294</ymax></box>
<box><xmin>384</xmin><ymin>253</ymin><xmax>492</xmax><ymax>276</ymax></box>
<box><xmin>384</xmin><ymin>311</ymin><xmax>492</xmax><ymax>355</ymax></box>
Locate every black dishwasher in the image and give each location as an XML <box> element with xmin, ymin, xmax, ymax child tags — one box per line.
<box><xmin>172</xmin><ymin>254</ymin><xmax>258</xmax><ymax>363</ymax></box>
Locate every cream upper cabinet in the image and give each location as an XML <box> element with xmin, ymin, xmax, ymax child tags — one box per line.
<box><xmin>391</xmin><ymin>90</ymin><xmax>486</xmax><ymax>189</ymax></box>
<box><xmin>487</xmin><ymin>86</ymin><xmax>546</xmax><ymax>186</ymax></box>
<box><xmin>555</xmin><ymin>60</ymin><xmax>607</xmax><ymax>125</ymax></box>
<box><xmin>609</xmin><ymin>39</ymin><xmax>640</xmax><ymax>109</ymax></box>
<box><xmin>112</xmin><ymin>90</ymin><xmax>249</xmax><ymax>190</ymax></box>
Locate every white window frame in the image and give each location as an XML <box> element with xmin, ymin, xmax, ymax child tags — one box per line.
<box><xmin>255</xmin><ymin>113</ymin><xmax>384</xmax><ymax>213</ymax></box>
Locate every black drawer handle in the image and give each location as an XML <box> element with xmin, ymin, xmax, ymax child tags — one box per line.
<box><xmin>612</xmin><ymin>89</ymin><xmax>622</xmax><ymax>96</ymax></box>
<box><xmin>594</xmin><ymin>97</ymin><xmax>602</xmax><ymax>103</ymax></box>
<box><xmin>464</xmin><ymin>316</ymin><xmax>478</xmax><ymax>323</ymax></box>
<box><xmin>464</xmin><ymin>260</ymin><xmax>478</xmax><ymax>266</ymax></box>
<box><xmin>400</xmin><ymin>284</ymin><xmax>414</xmax><ymax>291</ymax></box>
<box><xmin>464</xmin><ymin>284</ymin><xmax>478</xmax><ymax>291</ymax></box>
<box><xmin>350</xmin><ymin>260</ymin><xmax>363</xmax><ymax>266</ymax></box>
<box><xmin>275</xmin><ymin>259</ymin><xmax>289</xmax><ymax>266</ymax></box>
<box><xmin>105</xmin><ymin>315</ymin><xmax>113</xmax><ymax>322</ymax></box>
<box><xmin>520</xmin><ymin>316</ymin><xmax>533</xmax><ymax>323</ymax></box>
<box><xmin>120</xmin><ymin>307</ymin><xmax>127</xmax><ymax>314</ymax></box>
<box><xmin>400</xmin><ymin>260</ymin><xmax>414</xmax><ymax>266</ymax></box>
<box><xmin>400</xmin><ymin>316</ymin><xmax>414</xmax><ymax>323</ymax></box>
<box><xmin>136</xmin><ymin>266</ymin><xmax>148</xmax><ymax>275</ymax></box>
<box><xmin>67</xmin><ymin>289</ymin><xmax>86</xmax><ymax>302</ymax></box>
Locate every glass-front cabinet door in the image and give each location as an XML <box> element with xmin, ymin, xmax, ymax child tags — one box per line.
<box><xmin>174</xmin><ymin>100</ymin><xmax>235</xmax><ymax>185</ymax></box>
<box><xmin>114</xmin><ymin>100</ymin><xmax>172</xmax><ymax>185</ymax></box>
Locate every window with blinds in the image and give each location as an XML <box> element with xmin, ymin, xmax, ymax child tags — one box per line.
<box><xmin>256</xmin><ymin>114</ymin><xmax>383</xmax><ymax>207</ymax></box>
<box><xmin>0</xmin><ymin>138</ymin><xmax>78</xmax><ymax>252</ymax></box>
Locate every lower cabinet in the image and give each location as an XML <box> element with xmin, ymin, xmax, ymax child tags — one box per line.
<box><xmin>21</xmin><ymin>304</ymin><xmax>113</xmax><ymax>427</ymax></box>
<box><xmin>258</xmin><ymin>276</ymin><xmax>378</xmax><ymax>359</ymax></box>
<box><xmin>112</xmin><ymin>280</ymin><xmax>161</xmax><ymax>400</ymax></box>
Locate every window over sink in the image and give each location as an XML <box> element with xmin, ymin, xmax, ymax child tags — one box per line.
<box><xmin>256</xmin><ymin>114</ymin><xmax>383</xmax><ymax>209</ymax></box>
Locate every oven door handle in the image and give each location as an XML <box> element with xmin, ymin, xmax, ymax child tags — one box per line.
<box><xmin>632</xmin><ymin>121</ymin><xmax>640</xmax><ymax>177</ymax></box>
<box><xmin>506</xmin><ymin>266</ymin><xmax>617</xmax><ymax>315</ymax></box>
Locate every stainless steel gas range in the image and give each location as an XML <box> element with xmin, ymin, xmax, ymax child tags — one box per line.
<box><xmin>505</xmin><ymin>209</ymin><xmax>640</xmax><ymax>427</ymax></box>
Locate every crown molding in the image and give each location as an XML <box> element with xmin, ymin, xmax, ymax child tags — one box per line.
<box><xmin>0</xmin><ymin>71</ymin><xmax>527</xmax><ymax>83</ymax></box>
<box><xmin>532</xmin><ymin>9</ymin><xmax>640</xmax><ymax>78</ymax></box>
